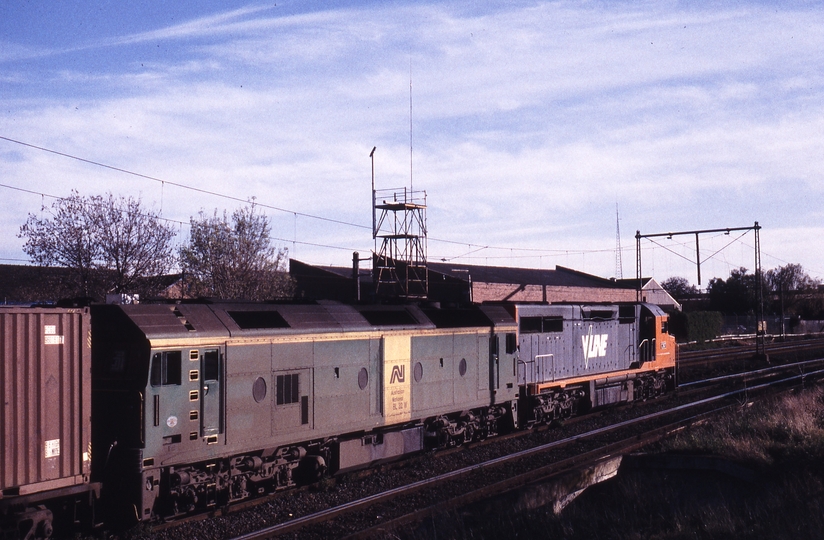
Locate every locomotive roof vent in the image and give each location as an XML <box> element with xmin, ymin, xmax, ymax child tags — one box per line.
<box><xmin>172</xmin><ymin>307</ymin><xmax>196</xmax><ymax>331</ymax></box>
<box><xmin>227</xmin><ymin>310</ymin><xmax>290</xmax><ymax>330</ymax></box>
<box><xmin>420</xmin><ymin>307</ymin><xmax>492</xmax><ymax>329</ymax></box>
<box><xmin>359</xmin><ymin>308</ymin><xmax>418</xmax><ymax>327</ymax></box>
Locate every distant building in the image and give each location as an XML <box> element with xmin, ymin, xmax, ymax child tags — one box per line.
<box><xmin>0</xmin><ymin>264</ymin><xmax>183</xmax><ymax>304</ymax></box>
<box><xmin>289</xmin><ymin>258</ymin><xmax>681</xmax><ymax>311</ymax></box>
<box><xmin>0</xmin><ymin>264</ymin><xmax>79</xmax><ymax>304</ymax></box>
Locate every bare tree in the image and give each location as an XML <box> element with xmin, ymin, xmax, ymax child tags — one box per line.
<box><xmin>19</xmin><ymin>191</ymin><xmax>177</xmax><ymax>298</ymax></box>
<box><xmin>95</xmin><ymin>193</ymin><xmax>177</xmax><ymax>294</ymax></box>
<box><xmin>179</xmin><ymin>203</ymin><xmax>294</xmax><ymax>300</ymax></box>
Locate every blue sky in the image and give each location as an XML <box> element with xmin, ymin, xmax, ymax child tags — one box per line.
<box><xmin>1</xmin><ymin>1</ymin><xmax>822</xmax><ymax>287</ymax></box>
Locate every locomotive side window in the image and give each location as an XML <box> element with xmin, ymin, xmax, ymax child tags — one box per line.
<box><xmin>520</xmin><ymin>316</ymin><xmax>563</xmax><ymax>333</ymax></box>
<box><xmin>150</xmin><ymin>351</ymin><xmax>182</xmax><ymax>386</ymax></box>
<box><xmin>110</xmin><ymin>350</ymin><xmax>126</xmax><ymax>373</ymax></box>
<box><xmin>583</xmin><ymin>309</ymin><xmax>615</xmax><ymax>321</ymax></box>
<box><xmin>203</xmin><ymin>350</ymin><xmax>219</xmax><ymax>381</ymax></box>
<box><xmin>661</xmin><ymin>320</ymin><xmax>669</xmax><ymax>334</ymax></box>
<box><xmin>542</xmin><ymin>317</ymin><xmax>563</xmax><ymax>332</ymax></box>
<box><xmin>277</xmin><ymin>373</ymin><xmax>300</xmax><ymax>405</ymax></box>
<box><xmin>505</xmin><ymin>333</ymin><xmax>517</xmax><ymax>354</ymax></box>
<box><xmin>519</xmin><ymin>317</ymin><xmax>542</xmax><ymax>333</ymax></box>
<box><xmin>618</xmin><ymin>305</ymin><xmax>635</xmax><ymax>323</ymax></box>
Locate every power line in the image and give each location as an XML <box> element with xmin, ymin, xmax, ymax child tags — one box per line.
<box><xmin>0</xmin><ymin>135</ymin><xmax>370</xmax><ymax>231</ymax></box>
<box><xmin>0</xmin><ymin>182</ymin><xmax>189</xmax><ymax>227</ymax></box>
<box><xmin>0</xmin><ymin>134</ymin><xmax>650</xmax><ymax>261</ymax></box>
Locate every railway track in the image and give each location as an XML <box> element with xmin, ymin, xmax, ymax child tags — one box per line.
<box><xmin>678</xmin><ymin>336</ymin><xmax>824</xmax><ymax>367</ymax></box>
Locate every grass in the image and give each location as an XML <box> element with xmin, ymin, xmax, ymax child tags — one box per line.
<box><xmin>387</xmin><ymin>385</ymin><xmax>824</xmax><ymax>540</ymax></box>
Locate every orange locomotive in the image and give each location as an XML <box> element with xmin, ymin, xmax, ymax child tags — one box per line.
<box><xmin>512</xmin><ymin>303</ymin><xmax>676</xmax><ymax>425</ymax></box>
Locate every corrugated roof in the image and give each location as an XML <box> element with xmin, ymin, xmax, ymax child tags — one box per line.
<box><xmin>427</xmin><ymin>262</ymin><xmax>632</xmax><ymax>289</ymax></box>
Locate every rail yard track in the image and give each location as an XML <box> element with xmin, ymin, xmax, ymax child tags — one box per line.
<box><xmin>142</xmin><ymin>344</ymin><xmax>824</xmax><ymax>540</ymax></box>
<box><xmin>678</xmin><ymin>336</ymin><xmax>824</xmax><ymax>368</ymax></box>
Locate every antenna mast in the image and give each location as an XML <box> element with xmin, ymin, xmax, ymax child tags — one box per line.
<box><xmin>409</xmin><ymin>61</ymin><xmax>413</xmax><ymax>192</ymax></box>
<box><xmin>615</xmin><ymin>204</ymin><xmax>623</xmax><ymax>278</ymax></box>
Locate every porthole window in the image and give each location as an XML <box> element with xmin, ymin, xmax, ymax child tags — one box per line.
<box><xmin>414</xmin><ymin>362</ymin><xmax>423</xmax><ymax>383</ymax></box>
<box><xmin>358</xmin><ymin>367</ymin><xmax>369</xmax><ymax>390</ymax></box>
<box><xmin>459</xmin><ymin>358</ymin><xmax>467</xmax><ymax>377</ymax></box>
<box><xmin>253</xmin><ymin>377</ymin><xmax>267</xmax><ymax>403</ymax></box>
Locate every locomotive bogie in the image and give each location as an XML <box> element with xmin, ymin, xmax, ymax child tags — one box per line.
<box><xmin>423</xmin><ymin>402</ymin><xmax>515</xmax><ymax>448</ymax></box>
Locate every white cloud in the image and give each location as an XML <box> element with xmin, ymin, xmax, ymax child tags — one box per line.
<box><xmin>1</xmin><ymin>1</ymin><xmax>823</xmax><ymax>282</ymax></box>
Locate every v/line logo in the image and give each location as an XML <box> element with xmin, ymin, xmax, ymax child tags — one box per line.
<box><xmin>390</xmin><ymin>364</ymin><xmax>405</xmax><ymax>384</ymax></box>
<box><xmin>582</xmin><ymin>327</ymin><xmax>608</xmax><ymax>368</ymax></box>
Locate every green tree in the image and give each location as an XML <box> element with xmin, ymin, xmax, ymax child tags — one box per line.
<box><xmin>179</xmin><ymin>203</ymin><xmax>294</xmax><ymax>300</ymax></box>
<box><xmin>766</xmin><ymin>263</ymin><xmax>819</xmax><ymax>294</ymax></box>
<box><xmin>19</xmin><ymin>191</ymin><xmax>176</xmax><ymax>298</ymax></box>
<box><xmin>661</xmin><ymin>276</ymin><xmax>699</xmax><ymax>300</ymax></box>
<box><xmin>707</xmin><ymin>267</ymin><xmax>762</xmax><ymax>315</ymax></box>
<box><xmin>766</xmin><ymin>263</ymin><xmax>822</xmax><ymax>321</ymax></box>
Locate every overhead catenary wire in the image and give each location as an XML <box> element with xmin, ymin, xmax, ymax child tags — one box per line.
<box><xmin>0</xmin><ymin>135</ymin><xmax>626</xmax><ymax>259</ymax></box>
<box><xmin>1</xmin><ymin>135</ymin><xmax>802</xmax><ymax>275</ymax></box>
<box><xmin>0</xmin><ymin>135</ymin><xmax>366</xmax><ymax>231</ymax></box>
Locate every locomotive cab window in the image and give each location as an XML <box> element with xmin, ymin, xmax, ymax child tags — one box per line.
<box><xmin>150</xmin><ymin>351</ymin><xmax>182</xmax><ymax>386</ymax></box>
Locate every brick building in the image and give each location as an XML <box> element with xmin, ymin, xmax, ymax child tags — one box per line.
<box><xmin>290</xmin><ymin>259</ymin><xmax>681</xmax><ymax>310</ymax></box>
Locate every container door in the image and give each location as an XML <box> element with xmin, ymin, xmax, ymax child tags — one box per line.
<box><xmin>201</xmin><ymin>349</ymin><xmax>222</xmax><ymax>437</ymax></box>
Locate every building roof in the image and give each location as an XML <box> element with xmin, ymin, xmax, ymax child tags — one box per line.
<box><xmin>427</xmin><ymin>262</ymin><xmax>637</xmax><ymax>289</ymax></box>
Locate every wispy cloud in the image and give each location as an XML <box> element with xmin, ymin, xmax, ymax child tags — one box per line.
<box><xmin>0</xmin><ymin>1</ymin><xmax>822</xmax><ymax>278</ymax></box>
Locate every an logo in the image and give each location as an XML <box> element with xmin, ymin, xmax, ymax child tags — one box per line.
<box><xmin>390</xmin><ymin>365</ymin><xmax>405</xmax><ymax>384</ymax></box>
<box><xmin>582</xmin><ymin>326</ymin><xmax>608</xmax><ymax>368</ymax></box>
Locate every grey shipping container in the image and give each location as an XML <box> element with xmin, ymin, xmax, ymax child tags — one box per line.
<box><xmin>0</xmin><ymin>307</ymin><xmax>92</xmax><ymax>497</ymax></box>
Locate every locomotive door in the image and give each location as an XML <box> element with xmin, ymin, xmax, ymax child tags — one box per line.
<box><xmin>489</xmin><ymin>335</ymin><xmax>500</xmax><ymax>399</ymax></box>
<box><xmin>200</xmin><ymin>349</ymin><xmax>223</xmax><ymax>438</ymax></box>
<box><xmin>147</xmin><ymin>350</ymin><xmax>186</xmax><ymax>448</ymax></box>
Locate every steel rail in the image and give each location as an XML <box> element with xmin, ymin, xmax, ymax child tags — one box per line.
<box><xmin>678</xmin><ymin>338</ymin><xmax>824</xmax><ymax>365</ymax></box>
<box><xmin>348</xmin><ymin>406</ymin><xmax>731</xmax><ymax>540</ymax></box>
<box><xmin>679</xmin><ymin>357</ymin><xmax>824</xmax><ymax>388</ymax></box>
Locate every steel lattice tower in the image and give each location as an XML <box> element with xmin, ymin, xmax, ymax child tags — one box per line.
<box><xmin>372</xmin><ymin>187</ymin><xmax>428</xmax><ymax>299</ymax></box>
